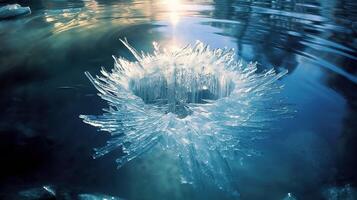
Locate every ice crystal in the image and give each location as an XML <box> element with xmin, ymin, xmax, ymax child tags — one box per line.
<box><xmin>80</xmin><ymin>40</ymin><xmax>289</xmax><ymax>195</ymax></box>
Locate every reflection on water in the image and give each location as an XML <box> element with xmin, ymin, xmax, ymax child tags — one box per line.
<box><xmin>0</xmin><ymin>0</ymin><xmax>356</xmax><ymax>199</ymax></box>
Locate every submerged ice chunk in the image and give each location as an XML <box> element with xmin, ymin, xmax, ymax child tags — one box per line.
<box><xmin>283</xmin><ymin>193</ymin><xmax>297</xmax><ymax>200</ymax></box>
<box><xmin>18</xmin><ymin>185</ymin><xmax>56</xmax><ymax>200</ymax></box>
<box><xmin>0</xmin><ymin>4</ymin><xmax>31</xmax><ymax>19</ymax></box>
<box><xmin>80</xmin><ymin>40</ymin><xmax>290</xmax><ymax>195</ymax></box>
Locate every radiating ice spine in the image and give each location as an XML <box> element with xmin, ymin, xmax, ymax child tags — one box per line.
<box><xmin>80</xmin><ymin>40</ymin><xmax>290</xmax><ymax>196</ymax></box>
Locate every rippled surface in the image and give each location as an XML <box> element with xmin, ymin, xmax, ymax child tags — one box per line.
<box><xmin>0</xmin><ymin>0</ymin><xmax>356</xmax><ymax>199</ymax></box>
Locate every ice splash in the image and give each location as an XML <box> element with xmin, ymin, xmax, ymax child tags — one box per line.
<box><xmin>80</xmin><ymin>40</ymin><xmax>289</xmax><ymax>195</ymax></box>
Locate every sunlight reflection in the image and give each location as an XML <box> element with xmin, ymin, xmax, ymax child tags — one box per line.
<box><xmin>43</xmin><ymin>0</ymin><xmax>101</xmax><ymax>34</ymax></box>
<box><xmin>161</xmin><ymin>0</ymin><xmax>183</xmax><ymax>26</ymax></box>
<box><xmin>83</xmin><ymin>0</ymin><xmax>99</xmax><ymax>11</ymax></box>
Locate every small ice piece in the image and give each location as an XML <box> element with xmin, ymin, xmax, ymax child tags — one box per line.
<box><xmin>78</xmin><ymin>193</ymin><xmax>124</xmax><ymax>200</ymax></box>
<box><xmin>0</xmin><ymin>4</ymin><xmax>31</xmax><ymax>19</ymax></box>
<box><xmin>18</xmin><ymin>185</ymin><xmax>56</xmax><ymax>199</ymax></box>
<box><xmin>283</xmin><ymin>193</ymin><xmax>297</xmax><ymax>200</ymax></box>
<box><xmin>80</xmin><ymin>40</ymin><xmax>290</xmax><ymax>195</ymax></box>
<box><xmin>43</xmin><ymin>185</ymin><xmax>56</xmax><ymax>196</ymax></box>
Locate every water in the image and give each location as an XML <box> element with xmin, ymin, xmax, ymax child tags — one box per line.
<box><xmin>0</xmin><ymin>0</ymin><xmax>356</xmax><ymax>199</ymax></box>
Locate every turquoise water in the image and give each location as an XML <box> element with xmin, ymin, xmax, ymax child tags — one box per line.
<box><xmin>0</xmin><ymin>0</ymin><xmax>356</xmax><ymax>199</ymax></box>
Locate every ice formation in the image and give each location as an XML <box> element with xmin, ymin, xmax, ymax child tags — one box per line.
<box><xmin>0</xmin><ymin>4</ymin><xmax>31</xmax><ymax>19</ymax></box>
<box><xmin>80</xmin><ymin>40</ymin><xmax>289</xmax><ymax>195</ymax></box>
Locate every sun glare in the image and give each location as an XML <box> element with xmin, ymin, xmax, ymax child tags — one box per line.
<box><xmin>161</xmin><ymin>0</ymin><xmax>183</xmax><ymax>26</ymax></box>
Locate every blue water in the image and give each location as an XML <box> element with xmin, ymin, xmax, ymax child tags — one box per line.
<box><xmin>0</xmin><ymin>0</ymin><xmax>356</xmax><ymax>199</ymax></box>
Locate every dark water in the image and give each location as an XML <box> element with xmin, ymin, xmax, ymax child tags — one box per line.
<box><xmin>0</xmin><ymin>0</ymin><xmax>356</xmax><ymax>199</ymax></box>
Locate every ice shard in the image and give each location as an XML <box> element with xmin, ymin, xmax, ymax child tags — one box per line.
<box><xmin>80</xmin><ymin>40</ymin><xmax>290</xmax><ymax>195</ymax></box>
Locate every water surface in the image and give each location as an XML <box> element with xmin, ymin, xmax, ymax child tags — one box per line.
<box><xmin>0</xmin><ymin>0</ymin><xmax>356</xmax><ymax>199</ymax></box>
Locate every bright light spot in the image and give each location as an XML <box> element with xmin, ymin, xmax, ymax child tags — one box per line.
<box><xmin>62</xmin><ymin>12</ymin><xmax>70</xmax><ymax>18</ymax></box>
<box><xmin>84</xmin><ymin>0</ymin><xmax>99</xmax><ymax>11</ymax></box>
<box><xmin>45</xmin><ymin>17</ymin><xmax>55</xmax><ymax>22</ymax></box>
<box><xmin>54</xmin><ymin>22</ymin><xmax>62</xmax><ymax>28</ymax></box>
<box><xmin>161</xmin><ymin>0</ymin><xmax>183</xmax><ymax>26</ymax></box>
